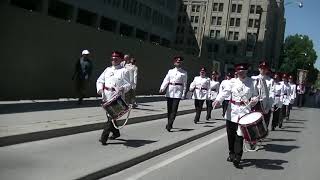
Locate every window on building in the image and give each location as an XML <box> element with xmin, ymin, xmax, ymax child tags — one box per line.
<box><xmin>100</xmin><ymin>17</ymin><xmax>117</xmax><ymax>32</ymax></box>
<box><xmin>231</xmin><ymin>4</ymin><xmax>236</xmax><ymax>12</ymax></box>
<box><xmin>48</xmin><ymin>0</ymin><xmax>74</xmax><ymax>21</ymax></box>
<box><xmin>195</xmin><ymin>16</ymin><xmax>199</xmax><ymax>23</ymax></box>
<box><xmin>237</xmin><ymin>4</ymin><xmax>242</xmax><ymax>13</ymax></box>
<box><xmin>248</xmin><ymin>19</ymin><xmax>254</xmax><ymax>27</ymax></box>
<box><xmin>217</xmin><ymin>17</ymin><xmax>222</xmax><ymax>25</ymax></box>
<box><xmin>210</xmin><ymin>30</ymin><xmax>215</xmax><ymax>38</ymax></box>
<box><xmin>196</xmin><ymin>5</ymin><xmax>200</xmax><ymax>12</ymax></box>
<box><xmin>256</xmin><ymin>5</ymin><xmax>262</xmax><ymax>14</ymax></box>
<box><xmin>119</xmin><ymin>23</ymin><xmax>134</xmax><ymax>37</ymax></box>
<box><xmin>216</xmin><ymin>30</ymin><xmax>220</xmax><ymax>38</ymax></box>
<box><xmin>228</xmin><ymin>31</ymin><xmax>234</xmax><ymax>40</ymax></box>
<box><xmin>192</xmin><ymin>5</ymin><xmax>196</xmax><ymax>12</ymax></box>
<box><xmin>193</xmin><ymin>26</ymin><xmax>198</xmax><ymax>34</ymax></box>
<box><xmin>136</xmin><ymin>29</ymin><xmax>148</xmax><ymax>41</ymax></box>
<box><xmin>250</xmin><ymin>5</ymin><xmax>255</xmax><ymax>14</ymax></box>
<box><xmin>190</xmin><ymin>16</ymin><xmax>194</xmax><ymax>23</ymax></box>
<box><xmin>10</xmin><ymin>0</ymin><xmax>42</xmax><ymax>12</ymax></box>
<box><xmin>76</xmin><ymin>9</ymin><xmax>97</xmax><ymax>27</ymax></box>
<box><xmin>219</xmin><ymin>3</ymin><xmax>224</xmax><ymax>12</ymax></box>
<box><xmin>235</xmin><ymin>18</ymin><xmax>240</xmax><ymax>27</ymax></box>
<box><xmin>234</xmin><ymin>32</ymin><xmax>239</xmax><ymax>40</ymax></box>
<box><xmin>213</xmin><ymin>3</ymin><xmax>218</xmax><ymax>11</ymax></box>
<box><xmin>246</xmin><ymin>33</ymin><xmax>256</xmax><ymax>56</ymax></box>
<box><xmin>254</xmin><ymin>19</ymin><xmax>260</xmax><ymax>28</ymax></box>
<box><xmin>230</xmin><ymin>18</ymin><xmax>235</xmax><ymax>26</ymax></box>
<box><xmin>211</xmin><ymin>16</ymin><xmax>217</xmax><ymax>25</ymax></box>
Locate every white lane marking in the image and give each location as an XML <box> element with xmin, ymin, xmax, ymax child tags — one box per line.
<box><xmin>126</xmin><ymin>133</ymin><xmax>227</xmax><ymax>180</ymax></box>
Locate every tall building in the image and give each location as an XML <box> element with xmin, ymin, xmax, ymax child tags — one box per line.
<box><xmin>175</xmin><ymin>0</ymin><xmax>286</xmax><ymax>74</ymax></box>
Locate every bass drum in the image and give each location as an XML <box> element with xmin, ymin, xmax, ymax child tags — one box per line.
<box><xmin>238</xmin><ymin>112</ymin><xmax>268</xmax><ymax>142</ymax></box>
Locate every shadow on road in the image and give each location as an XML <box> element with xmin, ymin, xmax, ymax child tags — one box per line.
<box><xmin>107</xmin><ymin>138</ymin><xmax>157</xmax><ymax>148</ymax></box>
<box><xmin>275</xmin><ymin>129</ymin><xmax>302</xmax><ymax>133</ymax></box>
<box><xmin>262</xmin><ymin>138</ymin><xmax>296</xmax><ymax>142</ymax></box>
<box><xmin>0</xmin><ymin>96</ymin><xmax>165</xmax><ymax>114</ymax></box>
<box><xmin>241</xmin><ymin>158</ymin><xmax>288</xmax><ymax>170</ymax></box>
<box><xmin>196</xmin><ymin>121</ymin><xmax>216</xmax><ymax>124</ymax></box>
<box><xmin>171</xmin><ymin>128</ymin><xmax>195</xmax><ymax>132</ymax></box>
<box><xmin>260</xmin><ymin>144</ymin><xmax>299</xmax><ymax>153</ymax></box>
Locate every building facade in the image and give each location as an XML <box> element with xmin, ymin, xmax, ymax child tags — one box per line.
<box><xmin>175</xmin><ymin>0</ymin><xmax>285</xmax><ymax>74</ymax></box>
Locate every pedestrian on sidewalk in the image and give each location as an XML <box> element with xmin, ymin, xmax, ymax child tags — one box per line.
<box><xmin>206</xmin><ymin>71</ymin><xmax>220</xmax><ymax>120</ymax></box>
<box><xmin>271</xmin><ymin>72</ymin><xmax>284</xmax><ymax>131</ymax></box>
<box><xmin>96</xmin><ymin>51</ymin><xmax>131</xmax><ymax>145</ymax></box>
<box><xmin>297</xmin><ymin>83</ymin><xmax>306</xmax><ymax>107</ymax></box>
<box><xmin>189</xmin><ymin>67</ymin><xmax>210</xmax><ymax>124</ymax></box>
<box><xmin>219</xmin><ymin>73</ymin><xmax>232</xmax><ymax>118</ymax></box>
<box><xmin>213</xmin><ymin>63</ymin><xmax>259</xmax><ymax>168</ymax></box>
<box><xmin>159</xmin><ymin>56</ymin><xmax>188</xmax><ymax>132</ymax></box>
<box><xmin>72</xmin><ymin>50</ymin><xmax>93</xmax><ymax>105</ymax></box>
<box><xmin>125</xmin><ymin>56</ymin><xmax>138</xmax><ymax>108</ymax></box>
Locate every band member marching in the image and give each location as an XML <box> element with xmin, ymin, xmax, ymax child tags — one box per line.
<box><xmin>213</xmin><ymin>63</ymin><xmax>258</xmax><ymax>168</ymax></box>
<box><xmin>297</xmin><ymin>83</ymin><xmax>306</xmax><ymax>107</ymax></box>
<box><xmin>96</xmin><ymin>51</ymin><xmax>131</xmax><ymax>145</ymax></box>
<box><xmin>189</xmin><ymin>67</ymin><xmax>210</xmax><ymax>123</ymax></box>
<box><xmin>206</xmin><ymin>71</ymin><xmax>220</xmax><ymax>120</ymax></box>
<box><xmin>160</xmin><ymin>56</ymin><xmax>188</xmax><ymax>132</ymax></box>
<box><xmin>288</xmin><ymin>75</ymin><xmax>297</xmax><ymax>118</ymax></box>
<box><xmin>219</xmin><ymin>73</ymin><xmax>233</xmax><ymax>117</ymax></box>
<box><xmin>280</xmin><ymin>73</ymin><xmax>292</xmax><ymax>124</ymax></box>
<box><xmin>251</xmin><ymin>61</ymin><xmax>273</xmax><ymax>129</ymax></box>
<box><xmin>271</xmin><ymin>72</ymin><xmax>285</xmax><ymax>130</ymax></box>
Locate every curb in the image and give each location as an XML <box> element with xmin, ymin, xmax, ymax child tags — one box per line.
<box><xmin>0</xmin><ymin>109</ymin><xmax>196</xmax><ymax>147</ymax></box>
<box><xmin>77</xmin><ymin>123</ymin><xmax>226</xmax><ymax>180</ymax></box>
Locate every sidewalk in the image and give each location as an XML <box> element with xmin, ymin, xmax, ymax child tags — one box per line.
<box><xmin>0</xmin><ymin>96</ymin><xmax>201</xmax><ymax>146</ymax></box>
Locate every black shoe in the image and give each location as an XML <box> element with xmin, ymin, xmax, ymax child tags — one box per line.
<box><xmin>271</xmin><ymin>127</ymin><xmax>275</xmax><ymax>131</ymax></box>
<box><xmin>233</xmin><ymin>160</ymin><xmax>242</xmax><ymax>169</ymax></box>
<box><xmin>166</xmin><ymin>125</ymin><xmax>171</xmax><ymax>132</ymax></box>
<box><xmin>227</xmin><ymin>156</ymin><xmax>234</xmax><ymax>162</ymax></box>
<box><xmin>194</xmin><ymin>120</ymin><xmax>199</xmax><ymax>124</ymax></box>
<box><xmin>99</xmin><ymin>138</ymin><xmax>107</xmax><ymax>145</ymax></box>
<box><xmin>109</xmin><ymin>134</ymin><xmax>120</xmax><ymax>140</ymax></box>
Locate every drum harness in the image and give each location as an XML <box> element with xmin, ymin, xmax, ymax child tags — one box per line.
<box><xmin>102</xmin><ymin>90</ymin><xmax>132</xmax><ymax>130</ymax></box>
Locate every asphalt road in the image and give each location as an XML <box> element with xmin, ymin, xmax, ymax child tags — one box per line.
<box><xmin>103</xmin><ymin>106</ymin><xmax>320</xmax><ymax>180</ymax></box>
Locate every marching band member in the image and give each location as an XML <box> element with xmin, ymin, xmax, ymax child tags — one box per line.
<box><xmin>281</xmin><ymin>73</ymin><xmax>292</xmax><ymax>125</ymax></box>
<box><xmin>288</xmin><ymin>75</ymin><xmax>297</xmax><ymax>118</ymax></box>
<box><xmin>189</xmin><ymin>67</ymin><xmax>210</xmax><ymax>123</ymax></box>
<box><xmin>213</xmin><ymin>63</ymin><xmax>259</xmax><ymax>168</ymax></box>
<box><xmin>206</xmin><ymin>71</ymin><xmax>220</xmax><ymax>120</ymax></box>
<box><xmin>96</xmin><ymin>51</ymin><xmax>131</xmax><ymax>145</ymax></box>
<box><xmin>159</xmin><ymin>56</ymin><xmax>188</xmax><ymax>132</ymax></box>
<box><xmin>219</xmin><ymin>73</ymin><xmax>233</xmax><ymax>117</ymax></box>
<box><xmin>271</xmin><ymin>73</ymin><xmax>285</xmax><ymax>130</ymax></box>
<box><xmin>251</xmin><ymin>61</ymin><xmax>273</xmax><ymax>129</ymax></box>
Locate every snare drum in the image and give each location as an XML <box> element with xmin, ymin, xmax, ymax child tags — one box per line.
<box><xmin>101</xmin><ymin>95</ymin><xmax>129</xmax><ymax>120</ymax></box>
<box><xmin>238</xmin><ymin>112</ymin><xmax>268</xmax><ymax>142</ymax></box>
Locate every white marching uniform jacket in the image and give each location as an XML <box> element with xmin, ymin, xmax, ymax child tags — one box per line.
<box><xmin>297</xmin><ymin>84</ymin><xmax>306</xmax><ymax>94</ymax></box>
<box><xmin>219</xmin><ymin>79</ymin><xmax>231</xmax><ymax>100</ymax></box>
<box><xmin>208</xmin><ymin>80</ymin><xmax>220</xmax><ymax>100</ymax></box>
<box><xmin>189</xmin><ymin>76</ymin><xmax>210</xmax><ymax>100</ymax></box>
<box><xmin>160</xmin><ymin>67</ymin><xmax>188</xmax><ymax>99</ymax></box>
<box><xmin>96</xmin><ymin>65</ymin><xmax>131</xmax><ymax>102</ymax></box>
<box><xmin>251</xmin><ymin>74</ymin><xmax>273</xmax><ymax>112</ymax></box>
<box><xmin>289</xmin><ymin>83</ymin><xmax>297</xmax><ymax>104</ymax></box>
<box><xmin>281</xmin><ymin>81</ymin><xmax>292</xmax><ymax>105</ymax></box>
<box><xmin>125</xmin><ymin>63</ymin><xmax>138</xmax><ymax>89</ymax></box>
<box><xmin>271</xmin><ymin>81</ymin><xmax>285</xmax><ymax>108</ymax></box>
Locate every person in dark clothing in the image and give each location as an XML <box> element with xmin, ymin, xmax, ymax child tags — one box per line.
<box><xmin>72</xmin><ymin>50</ymin><xmax>93</xmax><ymax>104</ymax></box>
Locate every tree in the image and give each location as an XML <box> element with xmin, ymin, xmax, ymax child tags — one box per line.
<box><xmin>279</xmin><ymin>34</ymin><xmax>318</xmax><ymax>84</ymax></box>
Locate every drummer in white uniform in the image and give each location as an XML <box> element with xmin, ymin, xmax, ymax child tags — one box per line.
<box><xmin>160</xmin><ymin>56</ymin><xmax>188</xmax><ymax>132</ymax></box>
<box><xmin>280</xmin><ymin>73</ymin><xmax>292</xmax><ymax>125</ymax></box>
<box><xmin>96</xmin><ymin>51</ymin><xmax>131</xmax><ymax>145</ymax></box>
<box><xmin>219</xmin><ymin>73</ymin><xmax>233</xmax><ymax>117</ymax></box>
<box><xmin>189</xmin><ymin>67</ymin><xmax>210</xmax><ymax>123</ymax></box>
<box><xmin>251</xmin><ymin>61</ymin><xmax>274</xmax><ymax>129</ymax></box>
<box><xmin>271</xmin><ymin>72</ymin><xmax>285</xmax><ymax>130</ymax></box>
<box><xmin>288</xmin><ymin>75</ymin><xmax>296</xmax><ymax>118</ymax></box>
<box><xmin>213</xmin><ymin>63</ymin><xmax>259</xmax><ymax>168</ymax></box>
<box><xmin>206</xmin><ymin>71</ymin><xmax>220</xmax><ymax>120</ymax></box>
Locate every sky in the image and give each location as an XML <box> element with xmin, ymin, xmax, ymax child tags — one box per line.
<box><xmin>284</xmin><ymin>0</ymin><xmax>320</xmax><ymax>70</ymax></box>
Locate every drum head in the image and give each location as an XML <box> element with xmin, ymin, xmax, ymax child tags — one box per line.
<box><xmin>238</xmin><ymin>112</ymin><xmax>262</xmax><ymax>125</ymax></box>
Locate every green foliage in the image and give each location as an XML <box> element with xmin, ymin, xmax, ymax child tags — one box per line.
<box><xmin>279</xmin><ymin>34</ymin><xmax>318</xmax><ymax>83</ymax></box>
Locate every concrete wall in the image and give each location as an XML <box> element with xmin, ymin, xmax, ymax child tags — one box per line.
<box><xmin>0</xmin><ymin>4</ymin><xmax>210</xmax><ymax>100</ymax></box>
